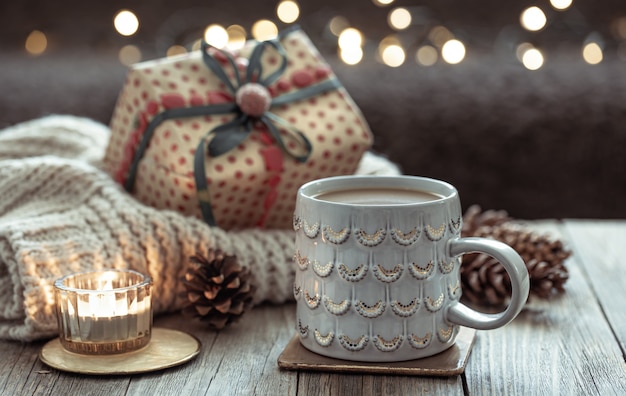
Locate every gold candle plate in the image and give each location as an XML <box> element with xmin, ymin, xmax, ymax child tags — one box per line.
<box><xmin>39</xmin><ymin>327</ymin><xmax>201</xmax><ymax>375</ymax></box>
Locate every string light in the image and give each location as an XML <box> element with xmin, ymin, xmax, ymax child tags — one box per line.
<box><xmin>416</xmin><ymin>45</ymin><xmax>438</xmax><ymax>66</ymax></box>
<box><xmin>191</xmin><ymin>40</ymin><xmax>202</xmax><ymax>52</ymax></box>
<box><xmin>166</xmin><ymin>45</ymin><xmax>187</xmax><ymax>58</ymax></box>
<box><xmin>329</xmin><ymin>16</ymin><xmax>350</xmax><ymax>36</ymax></box>
<box><xmin>339</xmin><ymin>47</ymin><xmax>363</xmax><ymax>65</ymax></box>
<box><xmin>226</xmin><ymin>25</ymin><xmax>247</xmax><ymax>50</ymax></box>
<box><xmin>277</xmin><ymin>1</ymin><xmax>300</xmax><ymax>24</ymax></box>
<box><xmin>441</xmin><ymin>39</ymin><xmax>466</xmax><ymax>64</ymax></box>
<box><xmin>520</xmin><ymin>7</ymin><xmax>547</xmax><ymax>32</ymax></box>
<box><xmin>114</xmin><ymin>10</ymin><xmax>139</xmax><ymax>37</ymax></box>
<box><xmin>204</xmin><ymin>24</ymin><xmax>228</xmax><ymax>49</ymax></box>
<box><xmin>252</xmin><ymin>20</ymin><xmax>278</xmax><ymax>41</ymax></box>
<box><xmin>338</xmin><ymin>27</ymin><xmax>364</xmax><ymax>65</ymax></box>
<box><xmin>550</xmin><ymin>0</ymin><xmax>573</xmax><ymax>11</ymax></box>
<box><xmin>373</xmin><ymin>0</ymin><xmax>394</xmax><ymax>6</ymax></box>
<box><xmin>338</xmin><ymin>28</ymin><xmax>363</xmax><ymax>49</ymax></box>
<box><xmin>381</xmin><ymin>44</ymin><xmax>405</xmax><ymax>67</ymax></box>
<box><xmin>521</xmin><ymin>48</ymin><xmax>544</xmax><ymax>70</ymax></box>
<box><xmin>516</xmin><ymin>42</ymin><xmax>535</xmax><ymax>62</ymax></box>
<box><xmin>583</xmin><ymin>42</ymin><xmax>603</xmax><ymax>64</ymax></box>
<box><xmin>428</xmin><ymin>26</ymin><xmax>454</xmax><ymax>48</ymax></box>
<box><xmin>25</xmin><ymin>30</ymin><xmax>47</xmax><ymax>55</ymax></box>
<box><xmin>613</xmin><ymin>17</ymin><xmax>626</xmax><ymax>40</ymax></box>
<box><xmin>118</xmin><ymin>45</ymin><xmax>142</xmax><ymax>66</ymax></box>
<box><xmin>388</xmin><ymin>8</ymin><xmax>411</xmax><ymax>30</ymax></box>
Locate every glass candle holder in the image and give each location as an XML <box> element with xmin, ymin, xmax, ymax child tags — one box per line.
<box><xmin>54</xmin><ymin>269</ymin><xmax>153</xmax><ymax>355</ymax></box>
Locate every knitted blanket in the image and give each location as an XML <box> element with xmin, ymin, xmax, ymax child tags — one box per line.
<box><xmin>0</xmin><ymin>115</ymin><xmax>400</xmax><ymax>342</ymax></box>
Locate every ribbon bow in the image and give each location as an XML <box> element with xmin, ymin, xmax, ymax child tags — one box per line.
<box><xmin>123</xmin><ymin>27</ymin><xmax>341</xmax><ymax>226</ymax></box>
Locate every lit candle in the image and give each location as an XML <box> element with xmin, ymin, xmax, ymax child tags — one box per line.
<box><xmin>54</xmin><ymin>269</ymin><xmax>153</xmax><ymax>355</ymax></box>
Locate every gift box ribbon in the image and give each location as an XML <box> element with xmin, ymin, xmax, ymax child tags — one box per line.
<box><xmin>123</xmin><ymin>26</ymin><xmax>342</xmax><ymax>227</ymax></box>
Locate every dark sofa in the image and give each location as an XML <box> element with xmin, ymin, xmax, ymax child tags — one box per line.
<box><xmin>2</xmin><ymin>0</ymin><xmax>625</xmax><ymax>219</ymax></box>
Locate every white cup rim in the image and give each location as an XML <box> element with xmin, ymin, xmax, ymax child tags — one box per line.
<box><xmin>298</xmin><ymin>175</ymin><xmax>458</xmax><ymax>207</ymax></box>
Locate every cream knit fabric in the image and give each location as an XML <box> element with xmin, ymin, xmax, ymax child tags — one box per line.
<box><xmin>0</xmin><ymin>115</ymin><xmax>400</xmax><ymax>341</ymax></box>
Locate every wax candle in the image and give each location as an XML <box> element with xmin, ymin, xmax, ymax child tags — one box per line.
<box><xmin>54</xmin><ymin>269</ymin><xmax>153</xmax><ymax>355</ymax></box>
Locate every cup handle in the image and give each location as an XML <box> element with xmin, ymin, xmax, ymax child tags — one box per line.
<box><xmin>446</xmin><ymin>237</ymin><xmax>530</xmax><ymax>330</ymax></box>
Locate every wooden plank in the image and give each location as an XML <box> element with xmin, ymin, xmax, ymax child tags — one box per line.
<box><xmin>297</xmin><ymin>371</ymin><xmax>464</xmax><ymax>395</ymax></box>
<box><xmin>126</xmin><ymin>305</ymin><xmax>298</xmax><ymax>395</ymax></box>
<box><xmin>0</xmin><ymin>339</ymin><xmax>65</xmax><ymax>395</ymax></box>
<box><xmin>563</xmin><ymin>220</ymin><xmax>626</xmax><ymax>355</ymax></box>
<box><xmin>464</xmin><ymin>221</ymin><xmax>626</xmax><ymax>394</ymax></box>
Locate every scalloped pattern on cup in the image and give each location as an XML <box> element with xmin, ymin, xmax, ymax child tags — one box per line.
<box><xmin>373</xmin><ymin>335</ymin><xmax>404</xmax><ymax>352</ymax></box>
<box><xmin>425</xmin><ymin>293</ymin><xmax>445</xmax><ymax>312</ymax></box>
<box><xmin>323</xmin><ymin>296</ymin><xmax>351</xmax><ymax>315</ymax></box>
<box><xmin>390</xmin><ymin>298</ymin><xmax>420</xmax><ymax>317</ymax></box>
<box><xmin>355</xmin><ymin>228</ymin><xmax>387</xmax><ymax>247</ymax></box>
<box><xmin>355</xmin><ymin>300</ymin><xmax>386</xmax><ymax>318</ymax></box>
<box><xmin>408</xmin><ymin>332</ymin><xmax>432</xmax><ymax>349</ymax></box>
<box><xmin>338</xmin><ymin>334</ymin><xmax>369</xmax><ymax>352</ymax></box>
<box><xmin>312</xmin><ymin>260</ymin><xmax>333</xmax><ymax>277</ymax></box>
<box><xmin>304</xmin><ymin>290</ymin><xmax>320</xmax><ymax>309</ymax></box>
<box><xmin>390</xmin><ymin>227</ymin><xmax>420</xmax><ymax>246</ymax></box>
<box><xmin>314</xmin><ymin>329</ymin><xmax>334</xmax><ymax>347</ymax></box>
<box><xmin>337</xmin><ymin>263</ymin><xmax>368</xmax><ymax>282</ymax></box>
<box><xmin>408</xmin><ymin>261</ymin><xmax>434</xmax><ymax>280</ymax></box>
<box><xmin>372</xmin><ymin>263</ymin><xmax>403</xmax><ymax>283</ymax></box>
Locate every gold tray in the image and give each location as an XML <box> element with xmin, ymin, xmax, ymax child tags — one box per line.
<box><xmin>278</xmin><ymin>327</ymin><xmax>476</xmax><ymax>376</ymax></box>
<box><xmin>39</xmin><ymin>327</ymin><xmax>201</xmax><ymax>375</ymax></box>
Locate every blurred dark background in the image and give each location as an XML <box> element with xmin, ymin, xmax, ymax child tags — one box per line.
<box><xmin>1</xmin><ymin>0</ymin><xmax>626</xmax><ymax>219</ymax></box>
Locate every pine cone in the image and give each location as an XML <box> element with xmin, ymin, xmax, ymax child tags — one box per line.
<box><xmin>182</xmin><ymin>250</ymin><xmax>256</xmax><ymax>329</ymax></box>
<box><xmin>462</xmin><ymin>205</ymin><xmax>511</xmax><ymax>236</ymax></box>
<box><xmin>461</xmin><ymin>207</ymin><xmax>571</xmax><ymax>306</ymax></box>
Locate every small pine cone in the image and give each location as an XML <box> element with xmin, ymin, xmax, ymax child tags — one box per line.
<box><xmin>182</xmin><ymin>250</ymin><xmax>256</xmax><ymax>329</ymax></box>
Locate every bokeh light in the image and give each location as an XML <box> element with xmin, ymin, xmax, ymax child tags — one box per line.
<box><xmin>252</xmin><ymin>19</ymin><xmax>278</xmax><ymax>41</ymax></box>
<box><xmin>166</xmin><ymin>45</ymin><xmax>187</xmax><ymax>58</ymax></box>
<box><xmin>550</xmin><ymin>0</ymin><xmax>573</xmax><ymax>11</ymax></box>
<box><xmin>516</xmin><ymin>42</ymin><xmax>535</xmax><ymax>62</ymax></box>
<box><xmin>428</xmin><ymin>26</ymin><xmax>454</xmax><ymax>48</ymax></box>
<box><xmin>227</xmin><ymin>25</ymin><xmax>247</xmax><ymax>50</ymax></box>
<box><xmin>583</xmin><ymin>42</ymin><xmax>603</xmax><ymax>64</ymax></box>
<box><xmin>339</xmin><ymin>47</ymin><xmax>363</xmax><ymax>65</ymax></box>
<box><xmin>329</xmin><ymin>16</ymin><xmax>350</xmax><ymax>37</ymax></box>
<box><xmin>277</xmin><ymin>1</ymin><xmax>300</xmax><ymax>24</ymax></box>
<box><xmin>416</xmin><ymin>45</ymin><xmax>438</xmax><ymax>66</ymax></box>
<box><xmin>25</xmin><ymin>30</ymin><xmax>47</xmax><ymax>55</ymax></box>
<box><xmin>521</xmin><ymin>48</ymin><xmax>544</xmax><ymax>70</ymax></box>
<box><xmin>338</xmin><ymin>28</ymin><xmax>363</xmax><ymax>49</ymax></box>
<box><xmin>381</xmin><ymin>44</ymin><xmax>406</xmax><ymax>67</ymax></box>
<box><xmin>204</xmin><ymin>24</ymin><xmax>228</xmax><ymax>49</ymax></box>
<box><xmin>441</xmin><ymin>39</ymin><xmax>466</xmax><ymax>64</ymax></box>
<box><xmin>191</xmin><ymin>39</ymin><xmax>202</xmax><ymax>51</ymax></box>
<box><xmin>612</xmin><ymin>17</ymin><xmax>626</xmax><ymax>40</ymax></box>
<box><xmin>114</xmin><ymin>10</ymin><xmax>139</xmax><ymax>37</ymax></box>
<box><xmin>373</xmin><ymin>0</ymin><xmax>395</xmax><ymax>6</ymax></box>
<box><xmin>520</xmin><ymin>7</ymin><xmax>547</xmax><ymax>32</ymax></box>
<box><xmin>119</xmin><ymin>45</ymin><xmax>142</xmax><ymax>66</ymax></box>
<box><xmin>339</xmin><ymin>27</ymin><xmax>363</xmax><ymax>65</ymax></box>
<box><xmin>388</xmin><ymin>8</ymin><xmax>412</xmax><ymax>30</ymax></box>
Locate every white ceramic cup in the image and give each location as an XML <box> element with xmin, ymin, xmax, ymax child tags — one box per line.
<box><xmin>293</xmin><ymin>175</ymin><xmax>530</xmax><ymax>362</ymax></box>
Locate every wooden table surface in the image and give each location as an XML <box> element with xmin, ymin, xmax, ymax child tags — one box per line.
<box><xmin>2</xmin><ymin>220</ymin><xmax>626</xmax><ymax>395</ymax></box>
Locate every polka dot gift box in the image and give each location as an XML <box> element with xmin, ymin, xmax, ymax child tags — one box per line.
<box><xmin>104</xmin><ymin>26</ymin><xmax>373</xmax><ymax>230</ymax></box>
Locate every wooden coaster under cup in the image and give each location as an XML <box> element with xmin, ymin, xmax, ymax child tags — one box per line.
<box><xmin>278</xmin><ymin>327</ymin><xmax>476</xmax><ymax>376</ymax></box>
